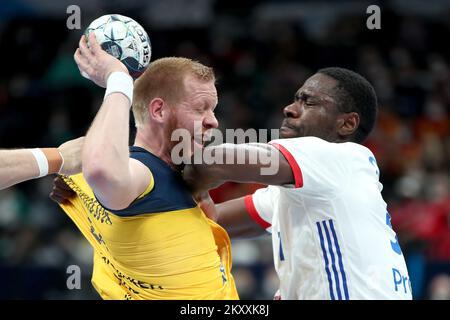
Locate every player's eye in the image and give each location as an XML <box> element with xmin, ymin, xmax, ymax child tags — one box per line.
<box><xmin>195</xmin><ymin>106</ymin><xmax>207</xmax><ymax>114</ymax></box>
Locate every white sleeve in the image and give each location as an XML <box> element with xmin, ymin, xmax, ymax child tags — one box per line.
<box><xmin>269</xmin><ymin>136</ymin><xmax>349</xmax><ymax>197</ymax></box>
<box><xmin>244</xmin><ymin>186</ymin><xmax>278</xmax><ymax>234</ymax></box>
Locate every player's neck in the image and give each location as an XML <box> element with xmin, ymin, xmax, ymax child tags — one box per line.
<box><xmin>134</xmin><ymin>128</ymin><xmax>175</xmax><ymax>169</ymax></box>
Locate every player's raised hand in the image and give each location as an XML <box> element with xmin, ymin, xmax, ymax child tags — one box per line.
<box><xmin>74</xmin><ymin>33</ymin><xmax>128</xmax><ymax>88</ymax></box>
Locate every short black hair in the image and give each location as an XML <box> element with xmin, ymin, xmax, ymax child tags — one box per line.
<box><xmin>317</xmin><ymin>67</ymin><xmax>378</xmax><ymax>143</ymax></box>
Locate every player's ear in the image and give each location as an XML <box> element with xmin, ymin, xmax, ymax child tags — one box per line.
<box><xmin>337</xmin><ymin>112</ymin><xmax>359</xmax><ymax>138</ymax></box>
<box><xmin>148</xmin><ymin>98</ymin><xmax>165</xmax><ymax>123</ymax></box>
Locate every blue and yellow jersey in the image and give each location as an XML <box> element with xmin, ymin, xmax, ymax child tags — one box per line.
<box><xmin>59</xmin><ymin>146</ymin><xmax>238</xmax><ymax>300</ymax></box>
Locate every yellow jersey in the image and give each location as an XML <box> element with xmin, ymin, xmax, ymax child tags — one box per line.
<box><xmin>59</xmin><ymin>146</ymin><xmax>238</xmax><ymax>300</ymax></box>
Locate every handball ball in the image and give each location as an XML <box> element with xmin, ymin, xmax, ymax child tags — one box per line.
<box><xmin>85</xmin><ymin>14</ymin><xmax>151</xmax><ymax>79</ymax></box>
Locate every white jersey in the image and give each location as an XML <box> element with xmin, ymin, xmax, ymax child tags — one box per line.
<box><xmin>245</xmin><ymin>136</ymin><xmax>412</xmax><ymax>300</ymax></box>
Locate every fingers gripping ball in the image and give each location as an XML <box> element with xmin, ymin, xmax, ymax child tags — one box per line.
<box><xmin>84</xmin><ymin>14</ymin><xmax>151</xmax><ymax>79</ymax></box>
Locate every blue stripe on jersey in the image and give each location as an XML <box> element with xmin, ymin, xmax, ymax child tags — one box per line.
<box><xmin>322</xmin><ymin>220</ymin><xmax>342</xmax><ymax>300</ymax></box>
<box><xmin>316</xmin><ymin>222</ymin><xmax>335</xmax><ymax>300</ymax></box>
<box><xmin>277</xmin><ymin>231</ymin><xmax>285</xmax><ymax>261</ymax></box>
<box><xmin>329</xmin><ymin>220</ymin><xmax>350</xmax><ymax>300</ymax></box>
<box><xmin>107</xmin><ymin>146</ymin><xmax>196</xmax><ymax>216</ymax></box>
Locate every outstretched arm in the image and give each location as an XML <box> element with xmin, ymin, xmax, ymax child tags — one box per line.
<box><xmin>0</xmin><ymin>137</ymin><xmax>84</xmax><ymax>190</ymax></box>
<box><xmin>183</xmin><ymin>143</ymin><xmax>294</xmax><ymax>195</ymax></box>
<box><xmin>0</xmin><ymin>149</ymin><xmax>41</xmax><ymax>190</ymax></box>
<box><xmin>185</xmin><ymin>143</ymin><xmax>286</xmax><ymax>238</ymax></box>
<box><xmin>75</xmin><ymin>33</ymin><xmax>150</xmax><ymax>210</ymax></box>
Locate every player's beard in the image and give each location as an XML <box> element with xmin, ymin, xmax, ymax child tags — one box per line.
<box><xmin>164</xmin><ymin>113</ymin><xmax>191</xmax><ymax>172</ymax></box>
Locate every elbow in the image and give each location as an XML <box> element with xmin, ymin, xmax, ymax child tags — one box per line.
<box><xmin>83</xmin><ymin>160</ymin><xmax>106</xmax><ymax>187</ymax></box>
<box><xmin>82</xmin><ymin>151</ymin><xmax>114</xmax><ymax>186</ymax></box>
<box><xmin>82</xmin><ymin>158</ymin><xmax>125</xmax><ymax>205</ymax></box>
<box><xmin>81</xmin><ymin>150</ymin><xmax>132</xmax><ymax>210</ymax></box>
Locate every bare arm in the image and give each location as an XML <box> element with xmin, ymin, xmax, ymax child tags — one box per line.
<box><xmin>0</xmin><ymin>149</ymin><xmax>40</xmax><ymax>190</ymax></box>
<box><xmin>183</xmin><ymin>143</ymin><xmax>294</xmax><ymax>195</ymax></box>
<box><xmin>82</xmin><ymin>92</ymin><xmax>149</xmax><ymax>209</ymax></box>
<box><xmin>184</xmin><ymin>144</ymin><xmax>285</xmax><ymax>238</ymax></box>
<box><xmin>216</xmin><ymin>196</ymin><xmax>268</xmax><ymax>239</ymax></box>
<box><xmin>75</xmin><ymin>33</ymin><xmax>150</xmax><ymax>210</ymax></box>
<box><xmin>0</xmin><ymin>137</ymin><xmax>84</xmax><ymax>190</ymax></box>
<box><xmin>197</xmin><ymin>193</ymin><xmax>267</xmax><ymax>239</ymax></box>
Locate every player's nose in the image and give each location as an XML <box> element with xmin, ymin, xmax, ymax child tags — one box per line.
<box><xmin>283</xmin><ymin>103</ymin><xmax>300</xmax><ymax>118</ymax></box>
<box><xmin>203</xmin><ymin>111</ymin><xmax>219</xmax><ymax>130</ymax></box>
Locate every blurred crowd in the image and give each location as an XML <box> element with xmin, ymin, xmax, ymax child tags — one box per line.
<box><xmin>0</xmin><ymin>0</ymin><xmax>449</xmax><ymax>299</ymax></box>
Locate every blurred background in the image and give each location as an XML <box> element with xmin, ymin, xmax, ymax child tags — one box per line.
<box><xmin>0</xmin><ymin>0</ymin><xmax>449</xmax><ymax>299</ymax></box>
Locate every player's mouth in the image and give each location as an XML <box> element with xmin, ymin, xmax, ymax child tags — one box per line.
<box><xmin>193</xmin><ymin>131</ymin><xmax>212</xmax><ymax>149</ymax></box>
<box><xmin>193</xmin><ymin>138</ymin><xmax>204</xmax><ymax>149</ymax></box>
<box><xmin>192</xmin><ymin>135</ymin><xmax>206</xmax><ymax>149</ymax></box>
<box><xmin>280</xmin><ymin>120</ymin><xmax>298</xmax><ymax>137</ymax></box>
<box><xmin>280</xmin><ymin>127</ymin><xmax>293</xmax><ymax>137</ymax></box>
<box><xmin>280</xmin><ymin>120</ymin><xmax>296</xmax><ymax>131</ymax></box>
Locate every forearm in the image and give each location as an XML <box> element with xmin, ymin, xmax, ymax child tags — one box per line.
<box><xmin>189</xmin><ymin>143</ymin><xmax>292</xmax><ymax>189</ymax></box>
<box><xmin>83</xmin><ymin>92</ymin><xmax>131</xmax><ymax>186</ymax></box>
<box><xmin>0</xmin><ymin>148</ymin><xmax>64</xmax><ymax>189</ymax></box>
<box><xmin>0</xmin><ymin>150</ymin><xmax>39</xmax><ymax>189</ymax></box>
<box><xmin>196</xmin><ymin>192</ymin><xmax>266</xmax><ymax>239</ymax></box>
<box><xmin>216</xmin><ymin>197</ymin><xmax>267</xmax><ymax>239</ymax></box>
